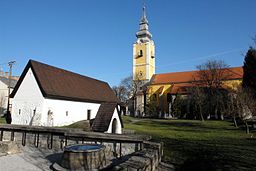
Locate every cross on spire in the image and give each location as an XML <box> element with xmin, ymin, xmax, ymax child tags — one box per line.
<box><xmin>140</xmin><ymin>5</ymin><xmax>148</xmax><ymax>24</ymax></box>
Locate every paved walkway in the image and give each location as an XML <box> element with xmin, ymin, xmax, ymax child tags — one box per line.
<box><xmin>0</xmin><ymin>146</ymin><xmax>61</xmax><ymax>171</ymax></box>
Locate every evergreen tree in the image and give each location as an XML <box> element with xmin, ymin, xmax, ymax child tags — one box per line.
<box><xmin>242</xmin><ymin>47</ymin><xmax>256</xmax><ymax>93</ymax></box>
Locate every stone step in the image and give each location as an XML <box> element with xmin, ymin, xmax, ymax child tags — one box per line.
<box><xmin>109</xmin><ymin>148</ymin><xmax>159</xmax><ymax>171</ymax></box>
<box><xmin>156</xmin><ymin>162</ymin><xmax>175</xmax><ymax>171</ymax></box>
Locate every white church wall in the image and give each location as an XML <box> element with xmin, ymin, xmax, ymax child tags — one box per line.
<box><xmin>42</xmin><ymin>98</ymin><xmax>100</xmax><ymax>126</ymax></box>
<box><xmin>11</xmin><ymin>68</ymin><xmax>44</xmax><ymax>125</ymax></box>
<box><xmin>105</xmin><ymin>108</ymin><xmax>122</xmax><ymax>134</ymax></box>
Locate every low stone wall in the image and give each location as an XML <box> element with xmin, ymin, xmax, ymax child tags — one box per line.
<box><xmin>0</xmin><ymin>130</ymin><xmax>142</xmax><ymax>161</ymax></box>
<box><xmin>105</xmin><ymin>141</ymin><xmax>163</xmax><ymax>171</ymax></box>
<box><xmin>0</xmin><ymin>125</ymin><xmax>162</xmax><ymax>171</ymax></box>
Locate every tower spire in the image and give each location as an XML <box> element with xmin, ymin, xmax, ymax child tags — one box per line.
<box><xmin>140</xmin><ymin>5</ymin><xmax>148</xmax><ymax>24</ymax></box>
<box><xmin>136</xmin><ymin>5</ymin><xmax>152</xmax><ymax>42</ymax></box>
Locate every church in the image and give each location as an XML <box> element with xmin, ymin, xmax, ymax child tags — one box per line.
<box><xmin>132</xmin><ymin>6</ymin><xmax>243</xmax><ymax>117</ymax></box>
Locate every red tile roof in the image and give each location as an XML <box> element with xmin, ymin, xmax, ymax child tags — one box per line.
<box><xmin>150</xmin><ymin>67</ymin><xmax>243</xmax><ymax>85</ymax></box>
<box><xmin>10</xmin><ymin>60</ymin><xmax>118</xmax><ymax>103</ymax></box>
<box><xmin>171</xmin><ymin>83</ymin><xmax>192</xmax><ymax>94</ymax></box>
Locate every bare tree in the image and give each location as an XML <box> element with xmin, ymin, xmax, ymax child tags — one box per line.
<box><xmin>235</xmin><ymin>87</ymin><xmax>256</xmax><ymax>133</ymax></box>
<box><xmin>112</xmin><ymin>74</ymin><xmax>144</xmax><ymax>116</ymax></box>
<box><xmin>188</xmin><ymin>86</ymin><xmax>206</xmax><ymax>121</ymax></box>
<box><xmin>195</xmin><ymin>60</ymin><xmax>231</xmax><ymax>89</ymax></box>
<box><xmin>112</xmin><ymin>85</ymin><xmax>127</xmax><ymax>103</ymax></box>
<box><xmin>194</xmin><ymin>60</ymin><xmax>231</xmax><ymax>120</ymax></box>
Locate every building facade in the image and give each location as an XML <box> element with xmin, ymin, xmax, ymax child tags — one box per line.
<box><xmin>132</xmin><ymin>6</ymin><xmax>243</xmax><ymax>118</ymax></box>
<box><xmin>133</xmin><ymin>6</ymin><xmax>155</xmax><ymax>116</ymax></box>
<box><xmin>10</xmin><ymin>60</ymin><xmax>122</xmax><ymax>134</ymax></box>
<box><xmin>0</xmin><ymin>73</ymin><xmax>18</xmax><ymax>115</ymax></box>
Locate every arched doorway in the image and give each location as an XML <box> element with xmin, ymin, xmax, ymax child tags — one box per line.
<box><xmin>112</xmin><ymin>118</ymin><xmax>117</xmax><ymax>134</ymax></box>
<box><xmin>47</xmin><ymin>110</ymin><xmax>54</xmax><ymax>126</ymax></box>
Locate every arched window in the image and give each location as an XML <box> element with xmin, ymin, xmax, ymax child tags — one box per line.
<box><xmin>138</xmin><ymin>50</ymin><xmax>143</xmax><ymax>57</ymax></box>
<box><xmin>112</xmin><ymin>118</ymin><xmax>118</xmax><ymax>134</ymax></box>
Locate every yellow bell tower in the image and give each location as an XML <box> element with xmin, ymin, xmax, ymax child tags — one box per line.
<box><xmin>133</xmin><ymin>6</ymin><xmax>155</xmax><ymax>83</ymax></box>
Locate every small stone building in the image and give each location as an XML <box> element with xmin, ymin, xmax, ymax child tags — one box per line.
<box><xmin>10</xmin><ymin>60</ymin><xmax>122</xmax><ymax>134</ymax></box>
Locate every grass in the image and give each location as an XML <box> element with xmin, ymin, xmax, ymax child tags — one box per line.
<box><xmin>123</xmin><ymin>116</ymin><xmax>256</xmax><ymax>171</ymax></box>
<box><xmin>61</xmin><ymin>120</ymin><xmax>91</xmax><ymax>131</ymax></box>
<box><xmin>0</xmin><ymin>117</ymin><xmax>6</xmax><ymax>124</ymax></box>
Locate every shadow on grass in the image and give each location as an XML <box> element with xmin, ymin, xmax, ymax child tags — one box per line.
<box><xmin>161</xmin><ymin>137</ymin><xmax>256</xmax><ymax>171</ymax></box>
<box><xmin>128</xmin><ymin>118</ymin><xmax>256</xmax><ymax>170</ymax></box>
<box><xmin>136</xmin><ymin>120</ymin><xmax>241</xmax><ymax>133</ymax></box>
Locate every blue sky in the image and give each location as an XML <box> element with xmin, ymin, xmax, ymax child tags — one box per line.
<box><xmin>0</xmin><ymin>0</ymin><xmax>255</xmax><ymax>86</ymax></box>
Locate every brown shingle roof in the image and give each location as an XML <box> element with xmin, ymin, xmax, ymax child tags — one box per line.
<box><xmin>150</xmin><ymin>67</ymin><xmax>243</xmax><ymax>85</ymax></box>
<box><xmin>10</xmin><ymin>60</ymin><xmax>118</xmax><ymax>103</ymax></box>
<box><xmin>92</xmin><ymin>102</ymin><xmax>117</xmax><ymax>132</ymax></box>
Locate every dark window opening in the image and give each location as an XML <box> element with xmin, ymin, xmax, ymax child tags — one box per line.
<box><xmin>138</xmin><ymin>50</ymin><xmax>143</xmax><ymax>57</ymax></box>
<box><xmin>87</xmin><ymin>110</ymin><xmax>91</xmax><ymax>120</ymax></box>
<box><xmin>167</xmin><ymin>93</ymin><xmax>172</xmax><ymax>102</ymax></box>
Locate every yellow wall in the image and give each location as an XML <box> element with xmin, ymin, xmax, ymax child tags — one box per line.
<box><xmin>133</xmin><ymin>42</ymin><xmax>155</xmax><ymax>81</ymax></box>
<box><xmin>147</xmin><ymin>84</ymin><xmax>173</xmax><ymax>113</ymax></box>
<box><xmin>223</xmin><ymin>80</ymin><xmax>242</xmax><ymax>91</ymax></box>
<box><xmin>149</xmin><ymin>44</ymin><xmax>155</xmax><ymax>79</ymax></box>
<box><xmin>146</xmin><ymin>79</ymin><xmax>242</xmax><ymax>114</ymax></box>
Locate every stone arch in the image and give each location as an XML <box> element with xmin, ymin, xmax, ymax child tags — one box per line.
<box><xmin>111</xmin><ymin>118</ymin><xmax>118</xmax><ymax>134</ymax></box>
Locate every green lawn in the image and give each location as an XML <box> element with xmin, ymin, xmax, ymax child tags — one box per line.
<box><xmin>0</xmin><ymin>117</ymin><xmax>6</xmax><ymax>124</ymax></box>
<box><xmin>123</xmin><ymin>116</ymin><xmax>256</xmax><ymax>171</ymax></box>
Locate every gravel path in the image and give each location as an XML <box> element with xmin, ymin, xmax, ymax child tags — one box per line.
<box><xmin>0</xmin><ymin>146</ymin><xmax>62</xmax><ymax>171</ymax></box>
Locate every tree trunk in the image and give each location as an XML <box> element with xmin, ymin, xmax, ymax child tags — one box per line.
<box><xmin>214</xmin><ymin>107</ymin><xmax>218</xmax><ymax>120</ymax></box>
<box><xmin>245</xmin><ymin>121</ymin><xmax>250</xmax><ymax>134</ymax></box>
<box><xmin>233</xmin><ymin>116</ymin><xmax>238</xmax><ymax>127</ymax></box>
<box><xmin>199</xmin><ymin>105</ymin><xmax>204</xmax><ymax>122</ymax></box>
<box><xmin>220</xmin><ymin>113</ymin><xmax>224</xmax><ymax>120</ymax></box>
<box><xmin>134</xmin><ymin>96</ymin><xmax>137</xmax><ymax>117</ymax></box>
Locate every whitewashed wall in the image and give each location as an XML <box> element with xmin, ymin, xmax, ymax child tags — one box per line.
<box><xmin>0</xmin><ymin>80</ymin><xmax>15</xmax><ymax>111</ymax></box>
<box><xmin>11</xmin><ymin>68</ymin><xmax>44</xmax><ymax>125</ymax></box>
<box><xmin>0</xmin><ymin>80</ymin><xmax>8</xmax><ymax>110</ymax></box>
<box><xmin>41</xmin><ymin>98</ymin><xmax>100</xmax><ymax>126</ymax></box>
<box><xmin>105</xmin><ymin>108</ymin><xmax>122</xmax><ymax>134</ymax></box>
